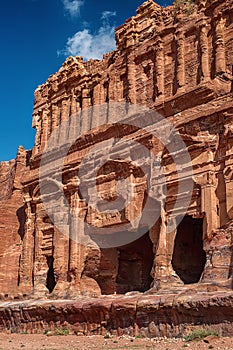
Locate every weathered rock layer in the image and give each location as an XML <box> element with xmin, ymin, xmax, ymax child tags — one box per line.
<box><xmin>1</xmin><ymin>0</ymin><xmax>233</xmax><ymax>313</ymax></box>
<box><xmin>1</xmin><ymin>291</ymin><xmax>233</xmax><ymax>337</ymax></box>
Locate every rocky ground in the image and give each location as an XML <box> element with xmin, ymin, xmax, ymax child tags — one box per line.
<box><xmin>0</xmin><ymin>333</ymin><xmax>232</xmax><ymax>350</ymax></box>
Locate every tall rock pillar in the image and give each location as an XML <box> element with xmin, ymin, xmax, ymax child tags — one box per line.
<box><xmin>215</xmin><ymin>16</ymin><xmax>226</xmax><ymax>75</ymax></box>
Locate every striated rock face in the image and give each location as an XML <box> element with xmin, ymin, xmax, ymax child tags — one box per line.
<box><xmin>1</xmin><ymin>0</ymin><xmax>233</xmax><ymax>304</ymax></box>
<box><xmin>0</xmin><ymin>147</ymin><xmax>30</xmax><ymax>296</ymax></box>
<box><xmin>0</xmin><ymin>160</ymin><xmax>15</xmax><ymax>201</ymax></box>
<box><xmin>0</xmin><ymin>291</ymin><xmax>233</xmax><ymax>336</ymax></box>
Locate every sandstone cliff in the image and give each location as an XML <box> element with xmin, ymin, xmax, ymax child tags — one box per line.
<box><xmin>0</xmin><ymin>0</ymin><xmax>233</xmax><ymax>302</ymax></box>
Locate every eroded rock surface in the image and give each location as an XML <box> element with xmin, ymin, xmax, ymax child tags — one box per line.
<box><xmin>0</xmin><ymin>0</ymin><xmax>233</xmax><ymax>310</ymax></box>
<box><xmin>0</xmin><ymin>290</ymin><xmax>233</xmax><ymax>337</ymax></box>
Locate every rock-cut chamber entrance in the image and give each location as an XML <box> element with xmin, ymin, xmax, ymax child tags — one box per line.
<box><xmin>171</xmin><ymin>216</ymin><xmax>206</xmax><ymax>284</ymax></box>
<box><xmin>46</xmin><ymin>256</ymin><xmax>56</xmax><ymax>293</ymax></box>
<box><xmin>116</xmin><ymin>232</ymin><xmax>154</xmax><ymax>294</ymax></box>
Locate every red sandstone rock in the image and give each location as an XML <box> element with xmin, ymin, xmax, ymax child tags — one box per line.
<box><xmin>0</xmin><ymin>291</ymin><xmax>233</xmax><ymax>337</ymax></box>
<box><xmin>0</xmin><ymin>0</ymin><xmax>233</xmax><ymax>306</ymax></box>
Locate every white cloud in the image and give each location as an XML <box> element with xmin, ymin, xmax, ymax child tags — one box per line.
<box><xmin>59</xmin><ymin>11</ymin><xmax>116</xmax><ymax>60</ymax></box>
<box><xmin>62</xmin><ymin>0</ymin><xmax>84</xmax><ymax>17</ymax></box>
<box><xmin>101</xmin><ymin>11</ymin><xmax>116</xmax><ymax>21</ymax></box>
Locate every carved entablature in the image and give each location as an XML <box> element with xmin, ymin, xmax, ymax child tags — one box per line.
<box><xmin>115</xmin><ymin>0</ymin><xmax>163</xmax><ymax>50</ymax></box>
<box><xmin>34</xmin><ymin>56</ymin><xmax>88</xmax><ymax>110</ymax></box>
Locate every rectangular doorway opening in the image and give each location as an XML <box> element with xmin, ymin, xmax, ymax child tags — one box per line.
<box><xmin>116</xmin><ymin>231</ymin><xmax>154</xmax><ymax>294</ymax></box>
<box><xmin>171</xmin><ymin>215</ymin><xmax>206</xmax><ymax>284</ymax></box>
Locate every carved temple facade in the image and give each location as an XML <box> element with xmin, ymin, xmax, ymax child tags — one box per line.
<box><xmin>1</xmin><ymin>0</ymin><xmax>233</xmax><ymax>299</ymax></box>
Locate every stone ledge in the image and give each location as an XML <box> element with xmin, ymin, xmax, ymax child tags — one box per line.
<box><xmin>1</xmin><ymin>290</ymin><xmax>233</xmax><ymax>337</ymax></box>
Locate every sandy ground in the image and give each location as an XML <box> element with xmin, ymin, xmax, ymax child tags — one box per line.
<box><xmin>0</xmin><ymin>333</ymin><xmax>232</xmax><ymax>350</ymax></box>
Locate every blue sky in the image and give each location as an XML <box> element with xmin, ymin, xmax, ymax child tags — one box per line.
<box><xmin>0</xmin><ymin>0</ymin><xmax>173</xmax><ymax>161</ymax></box>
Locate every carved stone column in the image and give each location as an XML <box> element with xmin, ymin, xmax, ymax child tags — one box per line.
<box><xmin>65</xmin><ymin>178</ymin><xmax>101</xmax><ymax>297</ymax></box>
<box><xmin>40</xmin><ymin>108</ymin><xmax>49</xmax><ymax>151</ymax></box>
<box><xmin>176</xmin><ymin>30</ymin><xmax>185</xmax><ymax>92</ymax></box>
<box><xmin>59</xmin><ymin>98</ymin><xmax>70</xmax><ymax>142</ymax></box>
<box><xmin>96</xmin><ymin>83</ymin><xmax>106</xmax><ymax>105</ymax></box>
<box><xmin>71</xmin><ymin>91</ymin><xmax>77</xmax><ymax>116</ymax></box>
<box><xmin>155</xmin><ymin>37</ymin><xmax>165</xmax><ymax>100</ymax></box>
<box><xmin>33</xmin><ymin>203</ymin><xmax>50</xmax><ymax>296</ymax></box>
<box><xmin>93</xmin><ymin>84</ymin><xmax>101</xmax><ymax>105</ymax></box>
<box><xmin>52</xmin><ymin>225</ymin><xmax>70</xmax><ymax>297</ymax></box>
<box><xmin>51</xmin><ymin>104</ymin><xmax>60</xmax><ymax>132</ymax></box>
<box><xmin>215</xmin><ymin>16</ymin><xmax>226</xmax><ymax>75</ymax></box>
<box><xmin>127</xmin><ymin>52</ymin><xmax>137</xmax><ymax>103</ymax></box>
<box><xmin>18</xmin><ymin>194</ymin><xmax>35</xmax><ymax>294</ymax></box>
<box><xmin>68</xmin><ymin>188</ymin><xmax>86</xmax><ymax>290</ymax></box>
<box><xmin>152</xmin><ymin>209</ymin><xmax>182</xmax><ymax>290</ymax></box>
<box><xmin>195</xmin><ymin>171</ymin><xmax>219</xmax><ymax>238</ymax></box>
<box><xmin>51</xmin><ymin>194</ymin><xmax>70</xmax><ymax>297</ymax></box>
<box><xmin>91</xmin><ymin>84</ymin><xmax>109</xmax><ymax>128</ymax></box>
<box><xmin>200</xmin><ymin>22</ymin><xmax>210</xmax><ymax>81</ymax></box>
<box><xmin>82</xmin><ymin>87</ymin><xmax>91</xmax><ymax>110</ymax></box>
<box><xmin>32</xmin><ymin>113</ymin><xmax>42</xmax><ymax>155</ymax></box>
<box><xmin>108</xmin><ymin>76</ymin><xmax>114</xmax><ymax>102</ymax></box>
<box><xmin>41</xmin><ymin>108</ymin><xmax>50</xmax><ymax>151</ymax></box>
<box><xmin>61</xmin><ymin>98</ymin><xmax>70</xmax><ymax>122</ymax></box>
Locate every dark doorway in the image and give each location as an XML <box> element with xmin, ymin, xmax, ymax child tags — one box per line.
<box><xmin>171</xmin><ymin>216</ymin><xmax>206</xmax><ymax>284</ymax></box>
<box><xmin>46</xmin><ymin>256</ymin><xmax>56</xmax><ymax>293</ymax></box>
<box><xmin>116</xmin><ymin>232</ymin><xmax>154</xmax><ymax>294</ymax></box>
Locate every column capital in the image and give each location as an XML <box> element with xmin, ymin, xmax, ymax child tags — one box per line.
<box><xmin>194</xmin><ymin>171</ymin><xmax>217</xmax><ymax>188</ymax></box>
